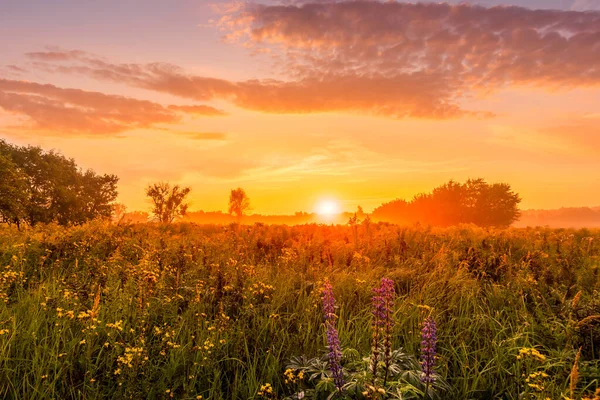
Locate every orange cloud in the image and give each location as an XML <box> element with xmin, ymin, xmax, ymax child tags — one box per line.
<box><xmin>0</xmin><ymin>79</ymin><xmax>227</xmax><ymax>135</ymax></box>
<box><xmin>21</xmin><ymin>3</ymin><xmax>600</xmax><ymax>120</ymax></box>
<box><xmin>25</xmin><ymin>50</ymin><xmax>477</xmax><ymax>118</ymax></box>
<box><xmin>167</xmin><ymin>104</ymin><xmax>227</xmax><ymax>116</ymax></box>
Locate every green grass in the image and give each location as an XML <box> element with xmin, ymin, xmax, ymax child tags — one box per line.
<box><xmin>0</xmin><ymin>221</ymin><xmax>599</xmax><ymax>399</ymax></box>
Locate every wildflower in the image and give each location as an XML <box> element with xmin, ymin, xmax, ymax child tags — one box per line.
<box><xmin>524</xmin><ymin>371</ymin><xmax>549</xmax><ymax>392</ymax></box>
<box><xmin>322</xmin><ymin>279</ymin><xmax>344</xmax><ymax>392</ymax></box>
<box><xmin>77</xmin><ymin>311</ymin><xmax>91</xmax><ymax>319</ymax></box>
<box><xmin>421</xmin><ymin>316</ymin><xmax>437</xmax><ymax>384</ymax></box>
<box><xmin>284</xmin><ymin>368</ymin><xmax>295</xmax><ymax>384</ymax></box>
<box><xmin>370</xmin><ymin>277</ymin><xmax>395</xmax><ymax>383</ymax></box>
<box><xmin>257</xmin><ymin>383</ymin><xmax>275</xmax><ymax>399</ymax></box>
<box><xmin>106</xmin><ymin>320</ymin><xmax>124</xmax><ymax>331</ymax></box>
<box><xmin>283</xmin><ymin>368</ymin><xmax>304</xmax><ymax>385</ymax></box>
<box><xmin>517</xmin><ymin>347</ymin><xmax>546</xmax><ymax>362</ymax></box>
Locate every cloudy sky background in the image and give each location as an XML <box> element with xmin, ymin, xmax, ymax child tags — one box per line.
<box><xmin>1</xmin><ymin>0</ymin><xmax>600</xmax><ymax>213</ymax></box>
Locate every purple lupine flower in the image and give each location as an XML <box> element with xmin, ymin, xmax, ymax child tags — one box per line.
<box><xmin>370</xmin><ymin>278</ymin><xmax>396</xmax><ymax>382</ymax></box>
<box><xmin>420</xmin><ymin>316</ymin><xmax>437</xmax><ymax>384</ymax></box>
<box><xmin>322</xmin><ymin>280</ymin><xmax>344</xmax><ymax>391</ymax></box>
<box><xmin>380</xmin><ymin>278</ymin><xmax>395</xmax><ymax>382</ymax></box>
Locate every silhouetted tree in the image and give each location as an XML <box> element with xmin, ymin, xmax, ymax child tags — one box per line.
<box><xmin>0</xmin><ymin>139</ymin><xmax>118</xmax><ymax>226</ymax></box>
<box><xmin>372</xmin><ymin>178</ymin><xmax>520</xmax><ymax>228</ymax></box>
<box><xmin>356</xmin><ymin>205</ymin><xmax>365</xmax><ymax>218</ymax></box>
<box><xmin>228</xmin><ymin>188</ymin><xmax>250</xmax><ymax>223</ymax></box>
<box><xmin>146</xmin><ymin>182</ymin><xmax>191</xmax><ymax>223</ymax></box>
<box><xmin>0</xmin><ymin>154</ymin><xmax>28</xmax><ymax>229</ymax></box>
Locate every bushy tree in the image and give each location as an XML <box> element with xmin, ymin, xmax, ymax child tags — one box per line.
<box><xmin>228</xmin><ymin>187</ymin><xmax>250</xmax><ymax>223</ymax></box>
<box><xmin>0</xmin><ymin>154</ymin><xmax>28</xmax><ymax>228</ymax></box>
<box><xmin>145</xmin><ymin>182</ymin><xmax>190</xmax><ymax>223</ymax></box>
<box><xmin>372</xmin><ymin>178</ymin><xmax>520</xmax><ymax>227</ymax></box>
<box><xmin>0</xmin><ymin>139</ymin><xmax>118</xmax><ymax>226</ymax></box>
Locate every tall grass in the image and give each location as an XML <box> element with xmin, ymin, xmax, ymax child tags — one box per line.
<box><xmin>0</xmin><ymin>221</ymin><xmax>598</xmax><ymax>399</ymax></box>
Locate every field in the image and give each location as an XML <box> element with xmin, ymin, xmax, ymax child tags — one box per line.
<box><xmin>0</xmin><ymin>222</ymin><xmax>599</xmax><ymax>399</ymax></box>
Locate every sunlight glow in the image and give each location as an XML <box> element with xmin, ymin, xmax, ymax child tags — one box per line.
<box><xmin>315</xmin><ymin>199</ymin><xmax>340</xmax><ymax>216</ymax></box>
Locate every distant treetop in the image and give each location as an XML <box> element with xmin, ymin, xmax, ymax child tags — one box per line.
<box><xmin>0</xmin><ymin>139</ymin><xmax>118</xmax><ymax>228</ymax></box>
<box><xmin>372</xmin><ymin>178</ymin><xmax>521</xmax><ymax>228</ymax></box>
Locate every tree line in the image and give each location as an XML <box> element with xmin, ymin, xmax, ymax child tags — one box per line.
<box><xmin>1</xmin><ymin>140</ymin><xmax>521</xmax><ymax>228</ymax></box>
<box><xmin>372</xmin><ymin>178</ymin><xmax>521</xmax><ymax>227</ymax></box>
<box><xmin>142</xmin><ymin>183</ymin><xmax>250</xmax><ymax>224</ymax></box>
<box><xmin>0</xmin><ymin>140</ymin><xmax>118</xmax><ymax>228</ymax></box>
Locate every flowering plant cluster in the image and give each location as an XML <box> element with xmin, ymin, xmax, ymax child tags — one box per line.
<box><xmin>281</xmin><ymin>278</ymin><xmax>448</xmax><ymax>400</ymax></box>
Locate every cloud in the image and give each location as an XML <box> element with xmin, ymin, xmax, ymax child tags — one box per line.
<box><xmin>225</xmin><ymin>1</ymin><xmax>600</xmax><ymax>87</ymax></box>
<box><xmin>0</xmin><ymin>65</ymin><xmax>28</xmax><ymax>78</ymax></box>
<box><xmin>167</xmin><ymin>104</ymin><xmax>227</xmax><ymax>116</ymax></box>
<box><xmin>21</xmin><ymin>2</ymin><xmax>600</xmax><ymax>120</ymax></box>
<box><xmin>25</xmin><ymin>49</ymin><xmax>90</xmax><ymax>62</ymax></box>
<box><xmin>0</xmin><ymin>79</ymin><xmax>177</xmax><ymax>135</ymax></box>
<box><xmin>570</xmin><ymin>0</ymin><xmax>600</xmax><ymax>11</ymax></box>
<box><xmin>24</xmin><ymin>49</ymin><xmax>479</xmax><ymax>118</ymax></box>
<box><xmin>0</xmin><ymin>79</ymin><xmax>229</xmax><ymax>136</ymax></box>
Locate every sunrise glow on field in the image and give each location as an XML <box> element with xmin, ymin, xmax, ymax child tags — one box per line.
<box><xmin>1</xmin><ymin>1</ymin><xmax>600</xmax><ymax>399</ymax></box>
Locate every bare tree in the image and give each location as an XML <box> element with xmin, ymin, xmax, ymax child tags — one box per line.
<box><xmin>228</xmin><ymin>187</ymin><xmax>250</xmax><ymax>223</ymax></box>
<box><xmin>146</xmin><ymin>182</ymin><xmax>191</xmax><ymax>223</ymax></box>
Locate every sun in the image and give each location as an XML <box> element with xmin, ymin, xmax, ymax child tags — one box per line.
<box><xmin>315</xmin><ymin>199</ymin><xmax>340</xmax><ymax>216</ymax></box>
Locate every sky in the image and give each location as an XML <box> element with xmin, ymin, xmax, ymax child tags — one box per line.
<box><xmin>1</xmin><ymin>0</ymin><xmax>600</xmax><ymax>214</ymax></box>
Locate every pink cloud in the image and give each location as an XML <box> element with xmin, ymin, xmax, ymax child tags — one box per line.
<box><xmin>167</xmin><ymin>104</ymin><xmax>227</xmax><ymax>116</ymax></box>
<box><xmin>24</xmin><ymin>51</ymin><xmax>479</xmax><ymax>118</ymax></box>
<box><xmin>0</xmin><ymin>79</ymin><xmax>227</xmax><ymax>136</ymax></box>
<box><xmin>20</xmin><ymin>2</ymin><xmax>600</xmax><ymax>120</ymax></box>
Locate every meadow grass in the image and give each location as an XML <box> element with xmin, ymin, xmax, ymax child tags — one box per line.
<box><xmin>0</xmin><ymin>221</ymin><xmax>598</xmax><ymax>399</ymax></box>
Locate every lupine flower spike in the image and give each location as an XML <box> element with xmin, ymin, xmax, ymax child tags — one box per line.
<box><xmin>380</xmin><ymin>278</ymin><xmax>395</xmax><ymax>385</ymax></box>
<box><xmin>322</xmin><ymin>279</ymin><xmax>344</xmax><ymax>392</ymax></box>
<box><xmin>370</xmin><ymin>278</ymin><xmax>396</xmax><ymax>385</ymax></box>
<box><xmin>421</xmin><ymin>315</ymin><xmax>438</xmax><ymax>395</ymax></box>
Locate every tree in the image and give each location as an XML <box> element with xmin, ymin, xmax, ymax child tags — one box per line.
<box><xmin>228</xmin><ymin>188</ymin><xmax>250</xmax><ymax>223</ymax></box>
<box><xmin>372</xmin><ymin>178</ymin><xmax>521</xmax><ymax>228</ymax></box>
<box><xmin>73</xmin><ymin>170</ymin><xmax>119</xmax><ymax>224</ymax></box>
<box><xmin>0</xmin><ymin>155</ymin><xmax>28</xmax><ymax>228</ymax></box>
<box><xmin>0</xmin><ymin>139</ymin><xmax>119</xmax><ymax>226</ymax></box>
<box><xmin>146</xmin><ymin>182</ymin><xmax>191</xmax><ymax>223</ymax></box>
